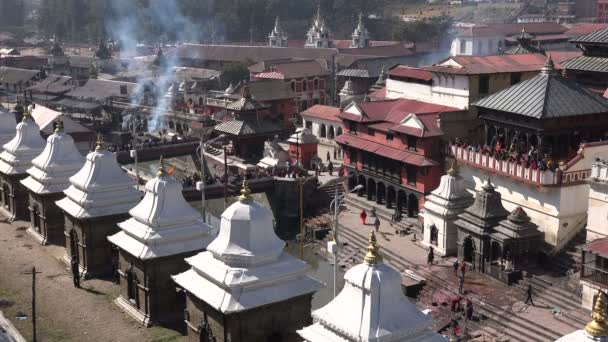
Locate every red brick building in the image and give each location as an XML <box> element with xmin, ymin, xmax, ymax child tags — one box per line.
<box><xmin>336</xmin><ymin>98</ymin><xmax>460</xmax><ymax>223</ymax></box>
<box><xmin>249</xmin><ymin>59</ymin><xmax>330</xmax><ymax>112</ymax></box>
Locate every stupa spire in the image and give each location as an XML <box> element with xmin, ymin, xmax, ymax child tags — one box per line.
<box><xmin>585</xmin><ymin>291</ymin><xmax>608</xmax><ymax>337</ymax></box>
<box><xmin>157</xmin><ymin>156</ymin><xmax>166</xmax><ymax>177</ymax></box>
<box><xmin>364</xmin><ymin>230</ymin><xmax>381</xmax><ymax>265</ymax></box>
<box><xmin>239</xmin><ymin>179</ymin><xmax>252</xmax><ymax>203</ymax></box>
<box><xmin>95</xmin><ymin>133</ymin><xmax>104</xmax><ymax>152</ymax></box>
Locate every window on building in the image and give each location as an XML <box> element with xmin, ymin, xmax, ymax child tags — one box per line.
<box><xmin>406</xmin><ymin>165</ymin><xmax>417</xmax><ymax>185</ymax></box>
<box><xmin>498</xmin><ymin>40</ymin><xmax>503</xmax><ymax>49</ymax></box>
<box><xmin>460</xmin><ymin>40</ymin><xmax>466</xmax><ymax>54</ymax></box>
<box><xmin>302</xmin><ymin>79</ymin><xmax>307</xmax><ymax>91</ymax></box>
<box><xmin>386</xmin><ymin>133</ymin><xmax>394</xmax><ymax>141</ymax></box>
<box><xmin>478</xmin><ymin>41</ymin><xmax>484</xmax><ymax>54</ymax></box>
<box><xmin>368</xmin><ymin>128</ymin><xmax>375</xmax><ymax>136</ymax></box>
<box><xmin>479</xmin><ymin>75</ymin><xmax>490</xmax><ymax>94</ymax></box>
<box><xmin>314</xmin><ymin>78</ymin><xmax>319</xmax><ymax>90</ymax></box>
<box><xmin>510</xmin><ymin>72</ymin><xmax>521</xmax><ymax>85</ymax></box>
<box><xmin>302</xmin><ymin>100</ymin><xmax>309</xmax><ymax>111</ymax></box>
<box><xmin>407</xmin><ymin>135</ymin><xmax>417</xmax><ymax>151</ymax></box>
<box><xmin>350</xmin><ymin>148</ymin><xmax>358</xmax><ymax>163</ymax></box>
<box><xmin>290</xmin><ymin>81</ymin><xmax>295</xmax><ymax>92</ymax></box>
<box><xmin>349</xmin><ymin>121</ymin><xmax>357</xmax><ymax>134</ymax></box>
<box><xmin>313</xmin><ymin>98</ymin><xmax>320</xmax><ymax>105</ymax></box>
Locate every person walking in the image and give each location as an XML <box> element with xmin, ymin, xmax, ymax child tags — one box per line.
<box><xmin>71</xmin><ymin>256</ymin><xmax>81</xmax><ymax>288</ymax></box>
<box><xmin>326</xmin><ymin>151</ymin><xmax>331</xmax><ymax>162</ymax></box>
<box><xmin>328</xmin><ymin>161</ymin><xmax>334</xmax><ymax>176</ymax></box>
<box><xmin>427</xmin><ymin>246</ymin><xmax>435</xmax><ymax>266</ymax></box>
<box><xmin>525</xmin><ymin>284</ymin><xmax>535</xmax><ymax>306</ymax></box>
<box><xmin>360</xmin><ymin>209</ymin><xmax>367</xmax><ymax>225</ymax></box>
<box><xmin>459</xmin><ymin>274</ymin><xmax>465</xmax><ymax>294</ymax></box>
<box><xmin>453</xmin><ymin>259</ymin><xmax>459</xmax><ymax>276</ymax></box>
<box><xmin>460</xmin><ymin>262</ymin><xmax>466</xmax><ymax>278</ymax></box>
<box><xmin>374</xmin><ymin>217</ymin><xmax>381</xmax><ymax>232</ymax></box>
<box><xmin>465</xmin><ymin>298</ymin><xmax>473</xmax><ymax>320</ymax></box>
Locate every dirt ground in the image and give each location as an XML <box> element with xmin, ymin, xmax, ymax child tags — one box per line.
<box><xmin>0</xmin><ymin>218</ymin><xmax>187</xmax><ymax>342</ymax></box>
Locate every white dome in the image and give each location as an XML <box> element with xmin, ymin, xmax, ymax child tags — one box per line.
<box><xmin>21</xmin><ymin>131</ymin><xmax>85</xmax><ymax>194</ymax></box>
<box><xmin>109</xmin><ymin>160</ymin><xmax>214</xmax><ymax>260</ymax></box>
<box><xmin>206</xmin><ymin>188</ymin><xmax>285</xmax><ymax>266</ymax></box>
<box><xmin>0</xmin><ymin>115</ymin><xmax>46</xmax><ymax>175</ymax></box>
<box><xmin>55</xmin><ymin>140</ymin><xmax>141</xmax><ymax>219</ymax></box>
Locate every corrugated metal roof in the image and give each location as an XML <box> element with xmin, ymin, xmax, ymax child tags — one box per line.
<box><xmin>300</xmin><ymin>105</ymin><xmax>342</xmax><ymax>122</ymax></box>
<box><xmin>233</xmin><ymin>80</ymin><xmax>295</xmax><ymax>101</ymax></box>
<box><xmin>561</xmin><ymin>55</ymin><xmax>608</xmax><ymax>73</ymax></box>
<box><xmin>0</xmin><ymin>67</ymin><xmax>40</xmax><ymax>85</ymax></box>
<box><xmin>336</xmin><ymin>69</ymin><xmax>370</xmax><ymax>78</ymax></box>
<box><xmin>214</xmin><ymin>118</ymin><xmax>282</xmax><ymax>136</ymax></box>
<box><xmin>570</xmin><ymin>27</ymin><xmax>608</xmax><ymax>44</ymax></box>
<box><xmin>427</xmin><ymin>54</ymin><xmax>553</xmax><ymax>75</ymax></box>
<box><xmin>387</xmin><ymin>65</ymin><xmax>432</xmax><ymax>81</ymax></box>
<box><xmin>474</xmin><ymin>70</ymin><xmax>608</xmax><ymax>118</ymax></box>
<box><xmin>335</xmin><ymin>134</ymin><xmax>437</xmax><ymax>166</ymax></box>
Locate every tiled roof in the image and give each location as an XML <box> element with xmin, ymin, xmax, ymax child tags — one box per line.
<box><xmin>28</xmin><ymin>75</ymin><xmax>72</xmax><ymax>94</ymax></box>
<box><xmin>456</xmin><ymin>23</ymin><xmax>567</xmax><ymax>38</ymax></box>
<box><xmin>66</xmin><ymin>79</ymin><xmax>138</xmax><ymax>101</ymax></box>
<box><xmin>335</xmin><ymin>134</ymin><xmax>436</xmax><ymax>166</ymax></box>
<box><xmin>214</xmin><ymin>118</ymin><xmax>282</xmax><ymax>136</ymax></box>
<box><xmin>339</xmin><ymin>98</ymin><xmax>459</xmax><ymax>124</ymax></box>
<box><xmin>172</xmin><ymin>44</ymin><xmax>338</xmax><ymax>64</ymax></box>
<box><xmin>252</xmin><ymin>59</ymin><xmax>329</xmax><ymax>79</ymax></box>
<box><xmin>474</xmin><ymin>68</ymin><xmax>608</xmax><ymax>119</ymax></box>
<box><xmin>342</xmin><ymin>56</ymin><xmax>404</xmax><ymax>78</ymax></box>
<box><xmin>368</xmin><ymin>87</ymin><xmax>386</xmax><ymax>100</ymax></box>
<box><xmin>0</xmin><ymin>67</ymin><xmax>40</xmax><ymax>85</ymax></box>
<box><xmin>427</xmin><ymin>54</ymin><xmax>556</xmax><ymax>75</ymax></box>
<box><xmin>561</xmin><ymin>55</ymin><xmax>608</xmax><ymax>72</ymax></box>
<box><xmin>565</xmin><ymin>24</ymin><xmax>608</xmax><ymax>37</ymax></box>
<box><xmin>299</xmin><ymin>105</ymin><xmax>341</xmax><ymax>123</ymax></box>
<box><xmin>570</xmin><ymin>27</ymin><xmax>608</xmax><ymax>44</ymax></box>
<box><xmin>387</xmin><ymin>65</ymin><xmax>432</xmax><ymax>81</ymax></box>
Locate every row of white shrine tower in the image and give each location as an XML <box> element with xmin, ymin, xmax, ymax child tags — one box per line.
<box><xmin>0</xmin><ymin>105</ymin><xmax>605</xmax><ymax>341</ymax></box>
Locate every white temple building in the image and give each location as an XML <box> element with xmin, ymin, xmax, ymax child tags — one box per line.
<box><xmin>350</xmin><ymin>13</ymin><xmax>370</xmax><ymax>48</ymax></box>
<box><xmin>21</xmin><ymin>122</ymin><xmax>85</xmax><ymax>244</ymax></box>
<box><xmin>556</xmin><ymin>290</ymin><xmax>608</xmax><ymax>342</ymax></box>
<box><xmin>55</xmin><ymin>135</ymin><xmax>141</xmax><ymax>277</ymax></box>
<box><xmin>298</xmin><ymin>230</ymin><xmax>447</xmax><ymax>342</ymax></box>
<box><xmin>173</xmin><ymin>181</ymin><xmax>324</xmax><ymax>341</ymax></box>
<box><xmin>269</xmin><ymin>16</ymin><xmax>288</xmax><ymax>47</ymax></box>
<box><xmin>0</xmin><ymin>109</ymin><xmax>46</xmax><ymax>221</ymax></box>
<box><xmin>305</xmin><ymin>5</ymin><xmax>333</xmax><ymax>48</ymax></box>
<box><xmin>422</xmin><ymin>163</ymin><xmax>473</xmax><ymax>256</ymax></box>
<box><xmin>0</xmin><ymin>107</ymin><xmax>16</xmax><ymax>147</ymax></box>
<box><xmin>587</xmin><ymin>158</ymin><xmax>608</xmax><ymax>242</ymax></box>
<box><xmin>108</xmin><ymin>157</ymin><xmax>215</xmax><ymax>326</ymax></box>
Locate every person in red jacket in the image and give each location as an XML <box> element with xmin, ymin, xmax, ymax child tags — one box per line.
<box><xmin>360</xmin><ymin>209</ymin><xmax>367</xmax><ymax>225</ymax></box>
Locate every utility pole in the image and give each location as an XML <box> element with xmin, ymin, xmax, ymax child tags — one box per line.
<box><xmin>23</xmin><ymin>266</ymin><xmax>41</xmax><ymax>342</ymax></box>
<box><xmin>223</xmin><ymin>145</ymin><xmax>228</xmax><ymax>210</ymax></box>
<box><xmin>299</xmin><ymin>177</ymin><xmax>304</xmax><ymax>259</ymax></box>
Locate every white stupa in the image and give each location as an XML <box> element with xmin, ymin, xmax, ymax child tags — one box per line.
<box><xmin>422</xmin><ymin>162</ymin><xmax>473</xmax><ymax>256</ymax></box>
<box><xmin>108</xmin><ymin>156</ymin><xmax>215</xmax><ymax>260</ymax></box>
<box><xmin>556</xmin><ymin>291</ymin><xmax>608</xmax><ymax>342</ymax></box>
<box><xmin>0</xmin><ymin>110</ymin><xmax>46</xmax><ymax>176</ymax></box>
<box><xmin>0</xmin><ymin>107</ymin><xmax>17</xmax><ymax>148</ymax></box>
<box><xmin>55</xmin><ymin>135</ymin><xmax>141</xmax><ymax>219</ymax></box>
<box><xmin>298</xmin><ymin>231</ymin><xmax>448</xmax><ymax>342</ymax></box>
<box><xmin>21</xmin><ymin>122</ymin><xmax>85</xmax><ymax>194</ymax></box>
<box><xmin>172</xmin><ymin>180</ymin><xmax>324</xmax><ymax>314</ymax></box>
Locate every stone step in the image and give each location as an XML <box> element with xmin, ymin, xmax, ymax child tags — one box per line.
<box><xmin>526</xmin><ymin>277</ymin><xmax>582</xmax><ymax>307</ymax></box>
<box><xmin>343</xmin><ymin>195</ymin><xmax>419</xmax><ymax>233</ymax></box>
<box><xmin>337</xmin><ymin>224</ymin><xmax>564</xmax><ymax>342</ymax></box>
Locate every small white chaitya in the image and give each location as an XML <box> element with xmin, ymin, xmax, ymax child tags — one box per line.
<box><xmin>56</xmin><ymin>135</ymin><xmax>141</xmax><ymax>278</ymax></box>
<box><xmin>556</xmin><ymin>290</ymin><xmax>608</xmax><ymax>341</ymax></box>
<box><xmin>108</xmin><ymin>157</ymin><xmax>215</xmax><ymax>326</ymax></box>
<box><xmin>422</xmin><ymin>163</ymin><xmax>473</xmax><ymax>256</ymax></box>
<box><xmin>0</xmin><ymin>109</ymin><xmax>46</xmax><ymax>220</ymax></box>
<box><xmin>173</xmin><ymin>181</ymin><xmax>324</xmax><ymax>341</ymax></box>
<box><xmin>298</xmin><ymin>231</ymin><xmax>447</xmax><ymax>342</ymax></box>
<box><xmin>0</xmin><ymin>106</ymin><xmax>17</xmax><ymax>147</ymax></box>
<box><xmin>21</xmin><ymin>122</ymin><xmax>85</xmax><ymax>244</ymax></box>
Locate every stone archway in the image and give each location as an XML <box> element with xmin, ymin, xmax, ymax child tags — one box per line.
<box><xmin>386</xmin><ymin>186</ymin><xmax>396</xmax><ymax>209</ymax></box>
<box><xmin>397</xmin><ymin>190</ymin><xmax>407</xmax><ymax>216</ymax></box>
<box><xmin>491</xmin><ymin>241</ymin><xmax>502</xmax><ymax>263</ymax></box>
<box><xmin>376</xmin><ymin>182</ymin><xmax>386</xmax><ymax>205</ymax></box>
<box><xmin>328</xmin><ymin>126</ymin><xmax>335</xmax><ymax>139</ymax></box>
<box><xmin>320</xmin><ymin>124</ymin><xmax>327</xmax><ymax>138</ymax></box>
<box><xmin>348</xmin><ymin>172</ymin><xmax>357</xmax><ymax>190</ymax></box>
<box><xmin>407</xmin><ymin>193</ymin><xmax>419</xmax><ymax>218</ymax></box>
<box><xmin>367</xmin><ymin>178</ymin><xmax>376</xmax><ymax>201</ymax></box>
<box><xmin>430</xmin><ymin>224</ymin><xmax>438</xmax><ymax>246</ymax></box>
<box><xmin>464</xmin><ymin>236</ymin><xmax>475</xmax><ymax>263</ymax></box>
<box><xmin>337</xmin><ymin>127</ymin><xmax>343</xmax><ymax>136</ymax></box>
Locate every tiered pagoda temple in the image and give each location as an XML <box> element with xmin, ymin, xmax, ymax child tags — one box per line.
<box><xmin>298</xmin><ymin>231</ymin><xmax>447</xmax><ymax>342</ymax></box>
<box><xmin>56</xmin><ymin>135</ymin><xmax>141</xmax><ymax>278</ymax></box>
<box><xmin>173</xmin><ymin>181</ymin><xmax>323</xmax><ymax>342</ymax></box>
<box><xmin>0</xmin><ymin>108</ymin><xmax>46</xmax><ymax>221</ymax></box>
<box><xmin>21</xmin><ymin>121</ymin><xmax>85</xmax><ymax>245</ymax></box>
<box><xmin>422</xmin><ymin>163</ymin><xmax>473</xmax><ymax>256</ymax></box>
<box><xmin>108</xmin><ymin>157</ymin><xmax>215</xmax><ymax>326</ymax></box>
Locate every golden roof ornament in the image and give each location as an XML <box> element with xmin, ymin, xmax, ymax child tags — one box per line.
<box><xmin>95</xmin><ymin>133</ymin><xmax>104</xmax><ymax>152</ymax></box>
<box><xmin>364</xmin><ymin>230</ymin><xmax>382</xmax><ymax>265</ymax></box>
<box><xmin>22</xmin><ymin>106</ymin><xmax>32</xmax><ymax>122</ymax></box>
<box><xmin>239</xmin><ymin>179</ymin><xmax>252</xmax><ymax>203</ymax></box>
<box><xmin>585</xmin><ymin>291</ymin><xmax>608</xmax><ymax>337</ymax></box>
<box><xmin>157</xmin><ymin>156</ymin><xmax>166</xmax><ymax>177</ymax></box>
<box><xmin>54</xmin><ymin>116</ymin><xmax>64</xmax><ymax>134</ymax></box>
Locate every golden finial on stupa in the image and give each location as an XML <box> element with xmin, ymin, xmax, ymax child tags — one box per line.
<box><xmin>157</xmin><ymin>156</ymin><xmax>166</xmax><ymax>177</ymax></box>
<box><xmin>22</xmin><ymin>106</ymin><xmax>32</xmax><ymax>122</ymax></box>
<box><xmin>95</xmin><ymin>133</ymin><xmax>104</xmax><ymax>152</ymax></box>
<box><xmin>364</xmin><ymin>230</ymin><xmax>382</xmax><ymax>265</ymax></box>
<box><xmin>447</xmin><ymin>159</ymin><xmax>458</xmax><ymax>176</ymax></box>
<box><xmin>239</xmin><ymin>179</ymin><xmax>252</xmax><ymax>203</ymax></box>
<box><xmin>54</xmin><ymin>116</ymin><xmax>63</xmax><ymax>134</ymax></box>
<box><xmin>585</xmin><ymin>291</ymin><xmax>608</xmax><ymax>337</ymax></box>
<box><xmin>522</xmin><ymin>26</ymin><xmax>526</xmax><ymax>33</ymax></box>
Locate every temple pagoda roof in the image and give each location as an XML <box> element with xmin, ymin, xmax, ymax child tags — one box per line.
<box><xmin>474</xmin><ymin>56</ymin><xmax>608</xmax><ymax>119</ymax></box>
<box><xmin>569</xmin><ymin>27</ymin><xmax>608</xmax><ymax>45</ymax></box>
<box><xmin>214</xmin><ymin>117</ymin><xmax>282</xmax><ymax>137</ymax></box>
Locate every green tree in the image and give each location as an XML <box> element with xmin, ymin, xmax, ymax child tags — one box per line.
<box><xmin>221</xmin><ymin>59</ymin><xmax>255</xmax><ymax>87</ymax></box>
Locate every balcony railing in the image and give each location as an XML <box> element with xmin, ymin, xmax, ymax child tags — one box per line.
<box><xmin>582</xmin><ymin>263</ymin><xmax>608</xmax><ymax>286</ymax></box>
